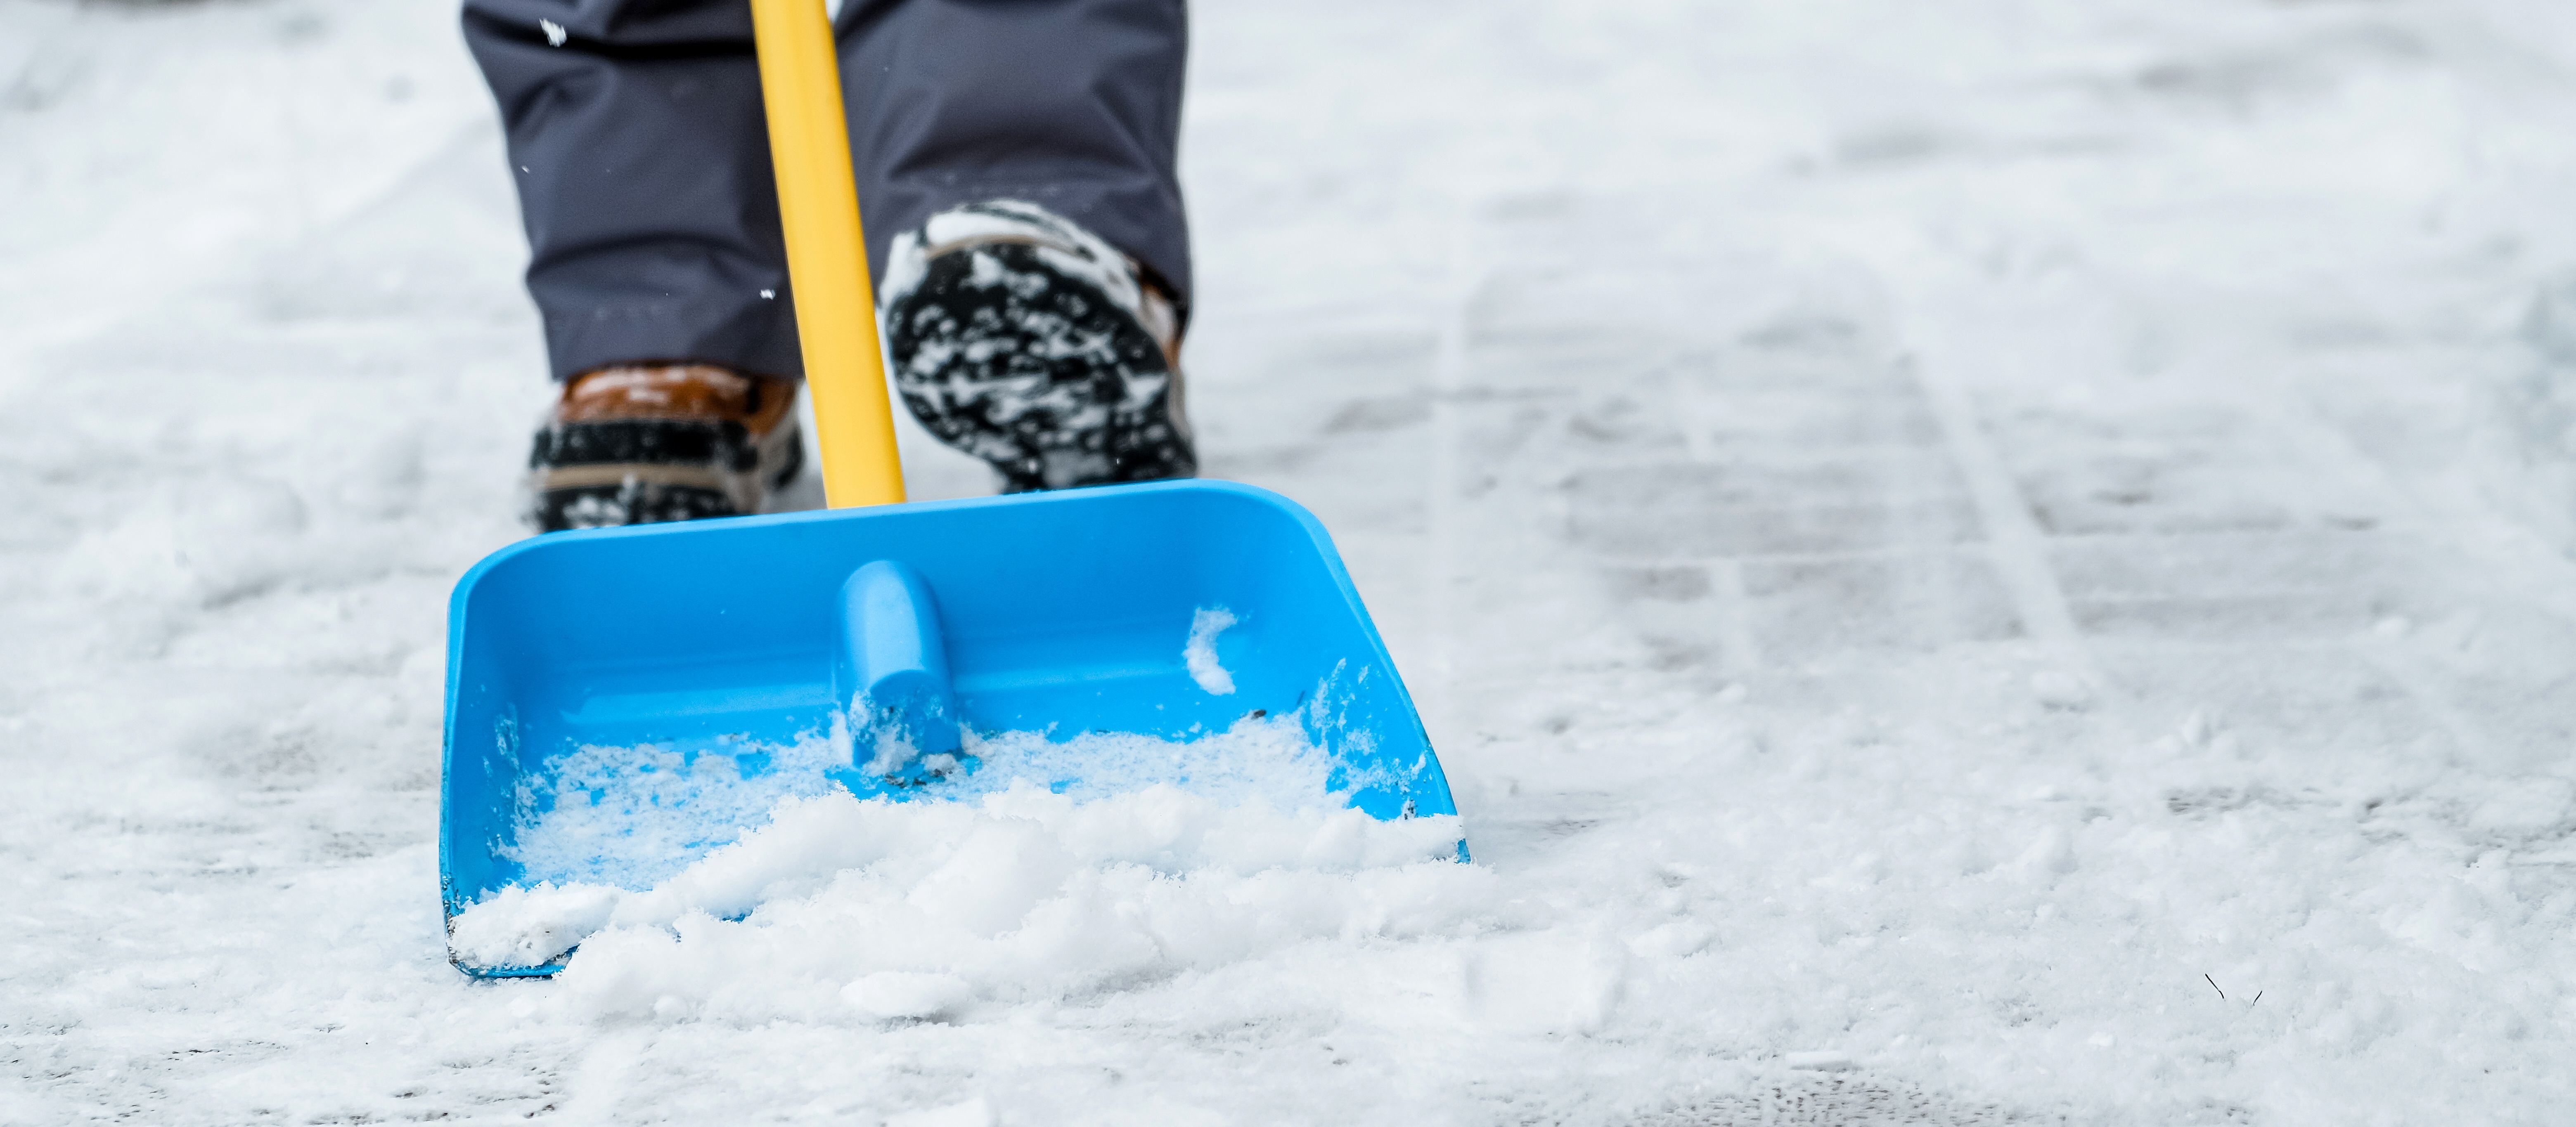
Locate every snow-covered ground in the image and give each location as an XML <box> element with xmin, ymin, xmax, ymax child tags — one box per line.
<box><xmin>8</xmin><ymin>0</ymin><xmax>2576</xmax><ymax>1121</ymax></box>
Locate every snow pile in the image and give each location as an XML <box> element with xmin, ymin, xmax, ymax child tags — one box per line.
<box><xmin>452</xmin><ymin>784</ymin><xmax>1482</xmax><ymax>1022</ymax></box>
<box><xmin>506</xmin><ymin>715</ymin><xmax>1352</xmax><ymax>890</ymax></box>
<box><xmin>461</xmin><ymin>712</ymin><xmax>1484</xmax><ymax>1018</ymax></box>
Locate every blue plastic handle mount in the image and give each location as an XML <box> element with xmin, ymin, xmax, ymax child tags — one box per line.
<box><xmin>829</xmin><ymin>559</ymin><xmax>962</xmax><ymax>786</ymax></box>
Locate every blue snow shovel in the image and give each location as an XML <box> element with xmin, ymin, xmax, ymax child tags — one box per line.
<box><xmin>436</xmin><ymin>0</ymin><xmax>1459</xmax><ymax>977</ymax></box>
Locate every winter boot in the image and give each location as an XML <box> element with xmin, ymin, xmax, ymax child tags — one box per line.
<box><xmin>879</xmin><ymin>200</ymin><xmax>1196</xmax><ymax>492</ymax></box>
<box><xmin>526</xmin><ymin>363</ymin><xmax>804</xmax><ymax>531</ymax></box>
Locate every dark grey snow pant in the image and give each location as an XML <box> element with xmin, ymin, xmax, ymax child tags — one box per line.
<box><xmin>462</xmin><ymin>0</ymin><xmax>1191</xmax><ymax>382</ymax></box>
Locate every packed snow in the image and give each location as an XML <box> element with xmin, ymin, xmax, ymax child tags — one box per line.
<box><xmin>499</xmin><ymin>714</ymin><xmax>1354</xmax><ymax>892</ymax></box>
<box><xmin>10</xmin><ymin>0</ymin><xmax>2576</xmax><ymax>1123</ymax></box>
<box><xmin>506</xmin><ymin>732</ymin><xmax>852</xmax><ymax>890</ymax></box>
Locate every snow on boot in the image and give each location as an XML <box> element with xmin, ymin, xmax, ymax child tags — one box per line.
<box><xmin>879</xmin><ymin>199</ymin><xmax>1196</xmax><ymax>492</ymax></box>
<box><xmin>525</xmin><ymin>363</ymin><xmax>804</xmax><ymax>531</ymax></box>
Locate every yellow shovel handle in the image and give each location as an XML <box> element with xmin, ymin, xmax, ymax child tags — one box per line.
<box><xmin>750</xmin><ymin>0</ymin><xmax>906</xmax><ymax>508</ymax></box>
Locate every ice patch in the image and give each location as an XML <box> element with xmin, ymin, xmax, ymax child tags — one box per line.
<box><xmin>1186</xmin><ymin>606</ymin><xmax>1238</xmax><ymax>695</ymax></box>
<box><xmin>1786</xmin><ymin>1051</ymin><xmax>1856</xmax><ymax>1073</ymax></box>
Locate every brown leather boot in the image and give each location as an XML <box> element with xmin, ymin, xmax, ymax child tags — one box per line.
<box><xmin>526</xmin><ymin>363</ymin><xmax>804</xmax><ymax>532</ymax></box>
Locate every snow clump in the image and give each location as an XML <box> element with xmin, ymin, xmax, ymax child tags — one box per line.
<box><xmin>1185</xmin><ymin>605</ymin><xmax>1238</xmax><ymax>695</ymax></box>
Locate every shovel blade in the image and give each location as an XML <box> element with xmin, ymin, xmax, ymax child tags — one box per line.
<box><xmin>438</xmin><ymin>481</ymin><xmax>1455</xmax><ymax>971</ymax></box>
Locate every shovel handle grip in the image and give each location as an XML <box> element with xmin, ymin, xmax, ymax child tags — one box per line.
<box><xmin>750</xmin><ymin>0</ymin><xmax>906</xmax><ymax>508</ymax></box>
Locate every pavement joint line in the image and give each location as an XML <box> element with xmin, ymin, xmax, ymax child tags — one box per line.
<box><xmin>1582</xmin><ymin>543</ymin><xmax>2005</xmax><ymax>567</ymax></box>
<box><xmin>1899</xmin><ymin>353</ymin><xmax>2100</xmax><ymax>685</ymax></box>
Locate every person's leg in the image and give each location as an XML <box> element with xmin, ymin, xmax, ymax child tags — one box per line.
<box><xmin>462</xmin><ymin>0</ymin><xmax>799</xmax><ymax>381</ymax></box>
<box><xmin>465</xmin><ymin>0</ymin><xmax>1196</xmax><ymax>519</ymax></box>
<box><xmin>846</xmin><ymin>0</ymin><xmax>1198</xmax><ymax>491</ymax></box>
<box><xmin>464</xmin><ymin>0</ymin><xmax>806</xmax><ymax>529</ymax></box>
<box><xmin>842</xmin><ymin>0</ymin><xmax>1192</xmax><ymax>307</ymax></box>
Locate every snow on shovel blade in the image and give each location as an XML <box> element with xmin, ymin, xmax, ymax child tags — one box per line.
<box><xmin>437</xmin><ymin>480</ymin><xmax>1461</xmax><ymax>976</ymax></box>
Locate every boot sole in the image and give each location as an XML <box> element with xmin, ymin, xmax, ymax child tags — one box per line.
<box><xmin>884</xmin><ymin>242</ymin><xmax>1195</xmax><ymax>493</ymax></box>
